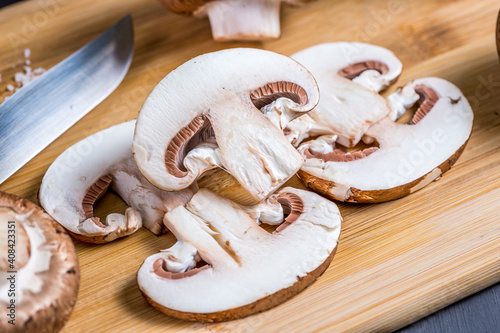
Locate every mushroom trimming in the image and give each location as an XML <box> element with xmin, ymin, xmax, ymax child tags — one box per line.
<box><xmin>137</xmin><ymin>187</ymin><xmax>341</xmax><ymax>322</ymax></box>
<box><xmin>0</xmin><ymin>191</ymin><xmax>79</xmax><ymax>333</ymax></box>
<box><xmin>40</xmin><ymin>120</ymin><xmax>194</xmax><ymax>243</ymax></box>
<box><xmin>158</xmin><ymin>0</ymin><xmax>314</xmax><ymax>41</ymax></box>
<box><xmin>133</xmin><ymin>48</ymin><xmax>319</xmax><ymax>202</ymax></box>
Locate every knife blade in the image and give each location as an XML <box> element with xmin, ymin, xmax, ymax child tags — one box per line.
<box><xmin>0</xmin><ymin>15</ymin><xmax>134</xmax><ymax>184</ymax></box>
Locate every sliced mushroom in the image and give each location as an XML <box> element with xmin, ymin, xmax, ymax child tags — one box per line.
<box><xmin>298</xmin><ymin>77</ymin><xmax>474</xmax><ymax>203</ymax></box>
<box><xmin>137</xmin><ymin>187</ymin><xmax>341</xmax><ymax>322</ymax></box>
<box><xmin>133</xmin><ymin>48</ymin><xmax>319</xmax><ymax>202</ymax></box>
<box><xmin>40</xmin><ymin>120</ymin><xmax>194</xmax><ymax>243</ymax></box>
<box><xmin>159</xmin><ymin>0</ymin><xmax>314</xmax><ymax>41</ymax></box>
<box><xmin>0</xmin><ymin>191</ymin><xmax>79</xmax><ymax>333</ymax></box>
<box><xmin>287</xmin><ymin>42</ymin><xmax>403</xmax><ymax>147</ymax></box>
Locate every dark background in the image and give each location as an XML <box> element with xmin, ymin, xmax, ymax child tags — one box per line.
<box><xmin>0</xmin><ymin>0</ymin><xmax>499</xmax><ymax>332</ymax></box>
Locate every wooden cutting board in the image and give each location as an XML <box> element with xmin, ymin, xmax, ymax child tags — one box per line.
<box><xmin>1</xmin><ymin>0</ymin><xmax>499</xmax><ymax>332</ymax></box>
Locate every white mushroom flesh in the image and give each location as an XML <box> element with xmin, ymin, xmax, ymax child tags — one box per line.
<box><xmin>138</xmin><ymin>187</ymin><xmax>341</xmax><ymax>314</ymax></box>
<box><xmin>284</xmin><ymin>114</ymin><xmax>336</xmax><ymax>147</ymax></box>
<box><xmin>243</xmin><ymin>195</ymin><xmax>284</xmax><ymax>225</ymax></box>
<box><xmin>297</xmin><ymin>134</ymin><xmax>337</xmax><ymax>156</ymax></box>
<box><xmin>158</xmin><ymin>241</ymin><xmax>201</xmax><ymax>274</ymax></box>
<box><xmin>0</xmin><ymin>209</ymin><xmax>52</xmax><ymax>305</ymax></box>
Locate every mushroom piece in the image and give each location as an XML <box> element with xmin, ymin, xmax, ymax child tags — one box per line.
<box><xmin>133</xmin><ymin>48</ymin><xmax>319</xmax><ymax>202</ymax></box>
<box><xmin>137</xmin><ymin>187</ymin><xmax>341</xmax><ymax>322</ymax></box>
<box><xmin>297</xmin><ymin>77</ymin><xmax>474</xmax><ymax>203</ymax></box>
<box><xmin>158</xmin><ymin>0</ymin><xmax>314</xmax><ymax>41</ymax></box>
<box><xmin>0</xmin><ymin>191</ymin><xmax>79</xmax><ymax>333</ymax></box>
<box><xmin>286</xmin><ymin>42</ymin><xmax>403</xmax><ymax>147</ymax></box>
<box><xmin>40</xmin><ymin>120</ymin><xmax>194</xmax><ymax>243</ymax></box>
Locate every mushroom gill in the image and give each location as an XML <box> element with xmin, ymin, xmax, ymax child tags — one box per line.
<box><xmin>82</xmin><ymin>175</ymin><xmax>113</xmax><ymax>227</ymax></box>
<box><xmin>153</xmin><ymin>258</ymin><xmax>210</xmax><ymax>279</ymax></box>
<box><xmin>165</xmin><ymin>116</ymin><xmax>216</xmax><ymax>178</ymax></box>
<box><xmin>303</xmin><ymin>146</ymin><xmax>379</xmax><ymax>163</ymax></box>
<box><xmin>338</xmin><ymin>60</ymin><xmax>389</xmax><ymax>80</ymax></box>
<box><xmin>275</xmin><ymin>192</ymin><xmax>304</xmax><ymax>232</ymax></box>
<box><xmin>409</xmin><ymin>84</ymin><xmax>440</xmax><ymax>125</ymax></box>
<box><xmin>250</xmin><ymin>81</ymin><xmax>308</xmax><ymax>110</ymax></box>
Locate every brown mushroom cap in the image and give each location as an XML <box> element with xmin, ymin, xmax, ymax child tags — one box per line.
<box><xmin>0</xmin><ymin>192</ymin><xmax>79</xmax><ymax>333</ymax></box>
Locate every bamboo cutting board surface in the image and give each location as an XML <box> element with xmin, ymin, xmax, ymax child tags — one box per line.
<box><xmin>1</xmin><ymin>0</ymin><xmax>499</xmax><ymax>332</ymax></box>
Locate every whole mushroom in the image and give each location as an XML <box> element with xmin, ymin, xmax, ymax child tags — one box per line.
<box><xmin>137</xmin><ymin>187</ymin><xmax>341</xmax><ymax>322</ymax></box>
<box><xmin>133</xmin><ymin>48</ymin><xmax>319</xmax><ymax>202</ymax></box>
<box><xmin>40</xmin><ymin>120</ymin><xmax>194</xmax><ymax>243</ymax></box>
<box><xmin>0</xmin><ymin>191</ymin><xmax>79</xmax><ymax>333</ymax></box>
<box><xmin>158</xmin><ymin>0</ymin><xmax>314</xmax><ymax>41</ymax></box>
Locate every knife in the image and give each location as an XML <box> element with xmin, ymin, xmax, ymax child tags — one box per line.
<box><xmin>0</xmin><ymin>15</ymin><xmax>134</xmax><ymax>184</ymax></box>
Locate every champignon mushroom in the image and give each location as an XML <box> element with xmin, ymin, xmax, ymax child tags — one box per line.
<box><xmin>40</xmin><ymin>120</ymin><xmax>194</xmax><ymax>243</ymax></box>
<box><xmin>286</xmin><ymin>42</ymin><xmax>403</xmax><ymax>148</ymax></box>
<box><xmin>158</xmin><ymin>0</ymin><xmax>314</xmax><ymax>41</ymax></box>
<box><xmin>0</xmin><ymin>191</ymin><xmax>79</xmax><ymax>333</ymax></box>
<box><xmin>297</xmin><ymin>77</ymin><xmax>474</xmax><ymax>203</ymax></box>
<box><xmin>133</xmin><ymin>48</ymin><xmax>319</xmax><ymax>202</ymax></box>
<box><xmin>137</xmin><ymin>187</ymin><xmax>341</xmax><ymax>322</ymax></box>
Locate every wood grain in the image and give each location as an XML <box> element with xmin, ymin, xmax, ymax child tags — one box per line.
<box><xmin>400</xmin><ymin>282</ymin><xmax>500</xmax><ymax>332</ymax></box>
<box><xmin>0</xmin><ymin>0</ymin><xmax>499</xmax><ymax>332</ymax></box>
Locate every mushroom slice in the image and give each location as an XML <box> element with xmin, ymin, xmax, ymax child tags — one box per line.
<box><xmin>0</xmin><ymin>191</ymin><xmax>79</xmax><ymax>333</ymax></box>
<box><xmin>287</xmin><ymin>42</ymin><xmax>403</xmax><ymax>147</ymax></box>
<box><xmin>40</xmin><ymin>120</ymin><xmax>193</xmax><ymax>243</ymax></box>
<box><xmin>298</xmin><ymin>77</ymin><xmax>474</xmax><ymax>203</ymax></box>
<box><xmin>133</xmin><ymin>48</ymin><xmax>319</xmax><ymax>202</ymax></box>
<box><xmin>137</xmin><ymin>187</ymin><xmax>341</xmax><ymax>322</ymax></box>
<box><xmin>158</xmin><ymin>0</ymin><xmax>314</xmax><ymax>41</ymax></box>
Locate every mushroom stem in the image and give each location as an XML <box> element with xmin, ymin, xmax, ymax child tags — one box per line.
<box><xmin>198</xmin><ymin>0</ymin><xmax>282</xmax><ymax>41</ymax></box>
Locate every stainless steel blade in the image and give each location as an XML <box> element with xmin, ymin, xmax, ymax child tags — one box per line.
<box><xmin>0</xmin><ymin>15</ymin><xmax>134</xmax><ymax>184</ymax></box>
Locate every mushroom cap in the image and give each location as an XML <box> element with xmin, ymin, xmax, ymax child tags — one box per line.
<box><xmin>133</xmin><ymin>48</ymin><xmax>319</xmax><ymax>202</ymax></box>
<box><xmin>298</xmin><ymin>77</ymin><xmax>474</xmax><ymax>203</ymax></box>
<box><xmin>0</xmin><ymin>191</ymin><xmax>79</xmax><ymax>333</ymax></box>
<box><xmin>137</xmin><ymin>187</ymin><xmax>341</xmax><ymax>321</ymax></box>
<box><xmin>291</xmin><ymin>42</ymin><xmax>403</xmax><ymax>147</ymax></box>
<box><xmin>40</xmin><ymin>120</ymin><xmax>193</xmax><ymax>243</ymax></box>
